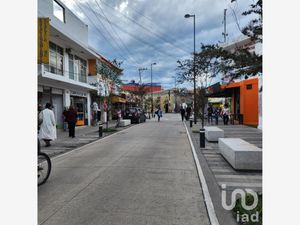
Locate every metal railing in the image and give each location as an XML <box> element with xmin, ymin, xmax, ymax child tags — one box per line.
<box><xmin>42</xmin><ymin>64</ymin><xmax>88</xmax><ymax>83</ymax></box>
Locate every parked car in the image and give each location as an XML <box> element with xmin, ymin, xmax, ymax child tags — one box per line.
<box><xmin>124</xmin><ymin>107</ymin><xmax>146</xmax><ymax>124</ymax></box>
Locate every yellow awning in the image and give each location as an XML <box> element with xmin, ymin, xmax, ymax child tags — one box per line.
<box><xmin>111</xmin><ymin>96</ymin><xmax>126</xmax><ymax>103</ymax></box>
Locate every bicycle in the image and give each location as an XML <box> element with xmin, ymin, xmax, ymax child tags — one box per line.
<box><xmin>38</xmin><ymin>138</ymin><xmax>52</xmax><ymax>186</ymax></box>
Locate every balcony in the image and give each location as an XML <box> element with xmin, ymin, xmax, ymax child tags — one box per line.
<box><xmin>38</xmin><ymin>64</ymin><xmax>95</xmax><ymax>91</ymax></box>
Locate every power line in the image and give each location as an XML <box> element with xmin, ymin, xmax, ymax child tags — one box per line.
<box><xmin>73</xmin><ymin>0</ymin><xmax>139</xmax><ymax>66</ymax></box>
<box><xmin>93</xmin><ymin>0</ymin><xmax>140</xmax><ymax>66</ymax></box>
<box><xmin>117</xmin><ymin>1</ymin><xmax>193</xmax><ymax>51</ymax></box>
<box><xmin>82</xmin><ymin>5</ymin><xmax>180</xmax><ymax>59</ymax></box>
<box><xmin>98</xmin><ymin>0</ymin><xmax>191</xmax><ymax>55</ymax></box>
<box><xmin>84</xmin><ymin>0</ymin><xmax>140</xmax><ymax>66</ymax></box>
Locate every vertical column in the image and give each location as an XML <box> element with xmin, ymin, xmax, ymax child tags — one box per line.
<box><xmin>63</xmin><ymin>89</ymin><xmax>71</xmax><ymax>108</ymax></box>
<box><xmin>64</xmin><ymin>51</ymin><xmax>69</xmax><ymax>78</ymax></box>
<box><xmin>87</xmin><ymin>92</ymin><xmax>91</xmax><ymax>126</ymax></box>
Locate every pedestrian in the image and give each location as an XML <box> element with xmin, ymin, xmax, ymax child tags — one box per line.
<box><xmin>186</xmin><ymin>105</ymin><xmax>192</xmax><ymax>120</ymax></box>
<box><xmin>92</xmin><ymin>102</ymin><xmax>99</xmax><ymax>126</ymax></box>
<box><xmin>214</xmin><ymin>107</ymin><xmax>219</xmax><ymax>125</ymax></box>
<box><xmin>222</xmin><ymin>103</ymin><xmax>230</xmax><ymax>125</ymax></box>
<box><xmin>66</xmin><ymin>106</ymin><xmax>77</xmax><ymax>138</ymax></box>
<box><xmin>115</xmin><ymin>108</ymin><xmax>122</xmax><ymax>128</ymax></box>
<box><xmin>157</xmin><ymin>108</ymin><xmax>162</xmax><ymax>122</ymax></box>
<box><xmin>38</xmin><ymin>103</ymin><xmax>57</xmax><ymax>147</ymax></box>
<box><xmin>180</xmin><ymin>106</ymin><xmax>186</xmax><ymax>121</ymax></box>
<box><xmin>207</xmin><ymin>104</ymin><xmax>213</xmax><ymax>124</ymax></box>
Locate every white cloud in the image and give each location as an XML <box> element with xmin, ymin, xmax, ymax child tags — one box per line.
<box><xmin>60</xmin><ymin>0</ymin><xmax>257</xmax><ymax>89</ymax></box>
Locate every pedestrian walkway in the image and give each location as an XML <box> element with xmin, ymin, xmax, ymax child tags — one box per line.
<box><xmin>185</xmin><ymin>120</ymin><xmax>262</xmax><ymax>224</ymax></box>
<box><xmin>40</xmin><ymin>120</ymin><xmax>131</xmax><ymax>157</ymax></box>
<box><xmin>39</xmin><ymin>114</ymin><xmax>211</xmax><ymax>225</ymax></box>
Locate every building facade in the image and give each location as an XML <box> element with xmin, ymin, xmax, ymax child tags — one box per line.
<box><xmin>38</xmin><ymin>0</ymin><xmax>122</xmax><ymax>128</ymax></box>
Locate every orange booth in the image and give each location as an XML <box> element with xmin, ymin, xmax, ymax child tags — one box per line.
<box><xmin>207</xmin><ymin>78</ymin><xmax>259</xmax><ymax>127</ymax></box>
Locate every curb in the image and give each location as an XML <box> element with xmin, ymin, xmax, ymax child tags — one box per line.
<box><xmin>51</xmin><ymin>124</ymin><xmax>138</xmax><ymax>162</ymax></box>
<box><xmin>184</xmin><ymin>122</ymin><xmax>220</xmax><ymax>225</ymax></box>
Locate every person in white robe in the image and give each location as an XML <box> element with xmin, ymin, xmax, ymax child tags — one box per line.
<box><xmin>39</xmin><ymin>103</ymin><xmax>57</xmax><ymax>147</ymax></box>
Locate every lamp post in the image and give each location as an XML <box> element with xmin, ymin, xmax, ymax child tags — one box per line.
<box><xmin>184</xmin><ymin>14</ymin><xmax>197</xmax><ymax>124</ymax></box>
<box><xmin>150</xmin><ymin>62</ymin><xmax>157</xmax><ymax>117</ymax></box>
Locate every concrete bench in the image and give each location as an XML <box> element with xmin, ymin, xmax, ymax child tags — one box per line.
<box><xmin>119</xmin><ymin>119</ymin><xmax>131</xmax><ymax>127</ymax></box>
<box><xmin>205</xmin><ymin>126</ymin><xmax>224</xmax><ymax>142</ymax></box>
<box><xmin>218</xmin><ymin>138</ymin><xmax>262</xmax><ymax>170</ymax></box>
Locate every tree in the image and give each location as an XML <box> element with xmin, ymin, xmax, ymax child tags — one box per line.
<box><xmin>127</xmin><ymin>85</ymin><xmax>148</xmax><ymax>108</ymax></box>
<box><xmin>232</xmin><ymin>0</ymin><xmax>262</xmax><ymax>43</ymax></box>
<box><xmin>177</xmin><ymin>44</ymin><xmax>222</xmax><ymax>127</ymax></box>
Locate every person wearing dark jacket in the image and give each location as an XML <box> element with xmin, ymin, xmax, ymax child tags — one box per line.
<box><xmin>186</xmin><ymin>105</ymin><xmax>192</xmax><ymax>120</ymax></box>
<box><xmin>180</xmin><ymin>106</ymin><xmax>186</xmax><ymax>121</ymax></box>
<box><xmin>65</xmin><ymin>106</ymin><xmax>77</xmax><ymax>138</ymax></box>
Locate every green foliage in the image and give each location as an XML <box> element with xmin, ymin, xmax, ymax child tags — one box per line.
<box><xmin>233</xmin><ymin>193</ymin><xmax>262</xmax><ymax>225</ymax></box>
<box><xmin>97</xmin><ymin>58</ymin><xmax>123</xmax><ymax>86</ymax></box>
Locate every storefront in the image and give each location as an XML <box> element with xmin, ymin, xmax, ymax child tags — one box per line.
<box><xmin>38</xmin><ymin>85</ymin><xmax>64</xmax><ymax>128</ymax></box>
<box><xmin>111</xmin><ymin>95</ymin><xmax>126</xmax><ymax>120</ymax></box>
<box><xmin>206</xmin><ymin>78</ymin><xmax>259</xmax><ymax>127</ymax></box>
<box><xmin>69</xmin><ymin>90</ymin><xmax>89</xmax><ymax>126</ymax></box>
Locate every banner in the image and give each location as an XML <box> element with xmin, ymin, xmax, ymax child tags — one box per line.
<box><xmin>38</xmin><ymin>18</ymin><xmax>50</xmax><ymax>64</ymax></box>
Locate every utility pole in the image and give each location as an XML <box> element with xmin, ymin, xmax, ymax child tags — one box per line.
<box><xmin>222</xmin><ymin>9</ymin><xmax>228</xmax><ymax>43</ymax></box>
<box><xmin>150</xmin><ymin>63</ymin><xmax>156</xmax><ymax>117</ymax></box>
<box><xmin>138</xmin><ymin>68</ymin><xmax>147</xmax><ymax>84</ymax></box>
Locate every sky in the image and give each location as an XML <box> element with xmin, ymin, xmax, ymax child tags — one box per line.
<box><xmin>60</xmin><ymin>0</ymin><xmax>256</xmax><ymax>90</ymax></box>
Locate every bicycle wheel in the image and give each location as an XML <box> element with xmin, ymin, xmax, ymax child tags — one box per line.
<box><xmin>38</xmin><ymin>152</ymin><xmax>51</xmax><ymax>186</ymax></box>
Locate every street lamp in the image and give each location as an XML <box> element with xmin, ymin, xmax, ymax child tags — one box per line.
<box><xmin>184</xmin><ymin>14</ymin><xmax>197</xmax><ymax>125</ymax></box>
<box><xmin>150</xmin><ymin>62</ymin><xmax>157</xmax><ymax>117</ymax></box>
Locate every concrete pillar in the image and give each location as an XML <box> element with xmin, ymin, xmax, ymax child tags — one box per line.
<box><xmin>63</xmin><ymin>89</ymin><xmax>71</xmax><ymax>108</ymax></box>
<box><xmin>87</xmin><ymin>92</ymin><xmax>91</xmax><ymax>126</ymax></box>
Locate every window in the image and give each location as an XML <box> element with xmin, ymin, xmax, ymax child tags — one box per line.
<box><xmin>68</xmin><ymin>53</ymin><xmax>74</xmax><ymax>80</ymax></box>
<box><xmin>246</xmin><ymin>84</ymin><xmax>253</xmax><ymax>90</ymax></box>
<box><xmin>49</xmin><ymin>42</ymin><xmax>64</xmax><ymax>75</ymax></box>
<box><xmin>75</xmin><ymin>55</ymin><xmax>87</xmax><ymax>83</ymax></box>
<box><xmin>53</xmin><ymin>0</ymin><xmax>65</xmax><ymax>23</ymax></box>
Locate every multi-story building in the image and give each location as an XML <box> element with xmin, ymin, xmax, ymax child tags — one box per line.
<box><xmin>38</xmin><ymin>0</ymin><xmax>121</xmax><ymax>128</ymax></box>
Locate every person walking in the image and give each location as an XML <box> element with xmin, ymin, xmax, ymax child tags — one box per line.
<box><xmin>157</xmin><ymin>108</ymin><xmax>162</xmax><ymax>122</ymax></box>
<box><xmin>115</xmin><ymin>108</ymin><xmax>122</xmax><ymax>128</ymax></box>
<box><xmin>39</xmin><ymin>103</ymin><xmax>57</xmax><ymax>147</ymax></box>
<box><xmin>207</xmin><ymin>104</ymin><xmax>213</xmax><ymax>124</ymax></box>
<box><xmin>65</xmin><ymin>106</ymin><xmax>77</xmax><ymax>138</ymax></box>
<box><xmin>180</xmin><ymin>106</ymin><xmax>186</xmax><ymax>121</ymax></box>
<box><xmin>222</xmin><ymin>103</ymin><xmax>230</xmax><ymax>125</ymax></box>
<box><xmin>186</xmin><ymin>105</ymin><xmax>192</xmax><ymax>121</ymax></box>
<box><xmin>214</xmin><ymin>107</ymin><xmax>219</xmax><ymax>125</ymax></box>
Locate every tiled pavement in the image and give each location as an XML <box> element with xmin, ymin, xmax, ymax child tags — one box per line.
<box><xmin>189</xmin><ymin>123</ymin><xmax>262</xmax><ymax>193</ymax></box>
<box><xmin>185</xmin><ymin>120</ymin><xmax>262</xmax><ymax>224</ymax></box>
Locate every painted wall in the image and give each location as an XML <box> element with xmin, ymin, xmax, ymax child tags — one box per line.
<box><xmin>38</xmin><ymin>0</ymin><xmax>88</xmax><ymax>46</ymax></box>
<box><xmin>240</xmin><ymin>79</ymin><xmax>259</xmax><ymax>126</ymax></box>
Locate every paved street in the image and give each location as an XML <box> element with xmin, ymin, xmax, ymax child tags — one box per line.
<box><xmin>39</xmin><ymin>114</ymin><xmax>211</xmax><ymax>225</ymax></box>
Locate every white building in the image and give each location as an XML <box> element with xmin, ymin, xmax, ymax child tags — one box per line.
<box><xmin>38</xmin><ymin>0</ymin><xmax>99</xmax><ymax>128</ymax></box>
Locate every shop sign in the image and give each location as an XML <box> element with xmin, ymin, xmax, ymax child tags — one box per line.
<box><xmin>38</xmin><ymin>18</ymin><xmax>50</xmax><ymax>64</ymax></box>
<box><xmin>70</xmin><ymin>91</ymin><xmax>87</xmax><ymax>97</ymax></box>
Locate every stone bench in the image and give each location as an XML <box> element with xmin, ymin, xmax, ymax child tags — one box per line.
<box><xmin>218</xmin><ymin>138</ymin><xmax>262</xmax><ymax>170</ymax></box>
<box><xmin>205</xmin><ymin>126</ymin><xmax>224</xmax><ymax>142</ymax></box>
<box><xmin>119</xmin><ymin>119</ymin><xmax>131</xmax><ymax>127</ymax></box>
